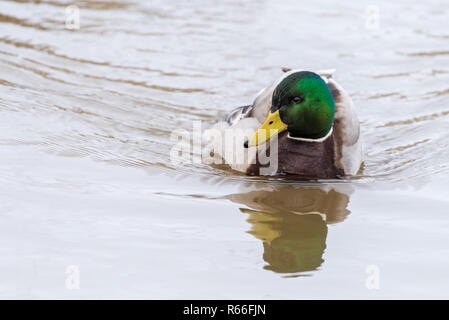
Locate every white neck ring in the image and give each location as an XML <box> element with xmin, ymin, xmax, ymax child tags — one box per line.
<box><xmin>287</xmin><ymin>127</ymin><xmax>333</xmax><ymax>143</ymax></box>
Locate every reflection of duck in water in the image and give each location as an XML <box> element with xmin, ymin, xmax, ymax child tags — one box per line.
<box><xmin>228</xmin><ymin>184</ymin><xmax>351</xmax><ymax>274</ymax></box>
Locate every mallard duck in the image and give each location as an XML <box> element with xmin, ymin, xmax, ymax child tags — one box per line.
<box><xmin>205</xmin><ymin>69</ymin><xmax>362</xmax><ymax>178</ymax></box>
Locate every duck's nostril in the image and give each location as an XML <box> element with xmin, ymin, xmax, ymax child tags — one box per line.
<box><xmin>244</xmin><ymin>140</ymin><xmax>249</xmax><ymax>148</ymax></box>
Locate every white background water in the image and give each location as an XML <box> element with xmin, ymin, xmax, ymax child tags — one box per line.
<box><xmin>1</xmin><ymin>0</ymin><xmax>449</xmax><ymax>298</ymax></box>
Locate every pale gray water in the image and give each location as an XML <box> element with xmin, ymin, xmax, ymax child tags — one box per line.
<box><xmin>1</xmin><ymin>0</ymin><xmax>449</xmax><ymax>298</ymax></box>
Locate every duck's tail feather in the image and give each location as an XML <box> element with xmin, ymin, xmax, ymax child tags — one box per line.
<box><xmin>224</xmin><ymin>104</ymin><xmax>253</xmax><ymax>126</ymax></box>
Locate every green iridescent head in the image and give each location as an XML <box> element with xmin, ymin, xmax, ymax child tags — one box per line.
<box><xmin>245</xmin><ymin>71</ymin><xmax>335</xmax><ymax>147</ymax></box>
<box><xmin>272</xmin><ymin>71</ymin><xmax>335</xmax><ymax>139</ymax></box>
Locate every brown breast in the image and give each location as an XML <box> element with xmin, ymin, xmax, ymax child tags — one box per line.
<box><xmin>246</xmin><ymin>132</ymin><xmax>343</xmax><ymax>178</ymax></box>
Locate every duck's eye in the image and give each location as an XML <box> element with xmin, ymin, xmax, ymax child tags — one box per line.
<box><xmin>292</xmin><ymin>96</ymin><xmax>304</xmax><ymax>104</ymax></box>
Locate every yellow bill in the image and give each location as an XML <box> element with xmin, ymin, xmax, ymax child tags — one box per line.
<box><xmin>244</xmin><ymin>110</ymin><xmax>288</xmax><ymax>148</ymax></box>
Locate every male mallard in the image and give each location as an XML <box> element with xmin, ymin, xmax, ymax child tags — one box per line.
<box><xmin>205</xmin><ymin>69</ymin><xmax>362</xmax><ymax>178</ymax></box>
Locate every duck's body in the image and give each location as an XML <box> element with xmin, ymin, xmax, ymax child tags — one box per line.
<box><xmin>205</xmin><ymin>69</ymin><xmax>362</xmax><ymax>178</ymax></box>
